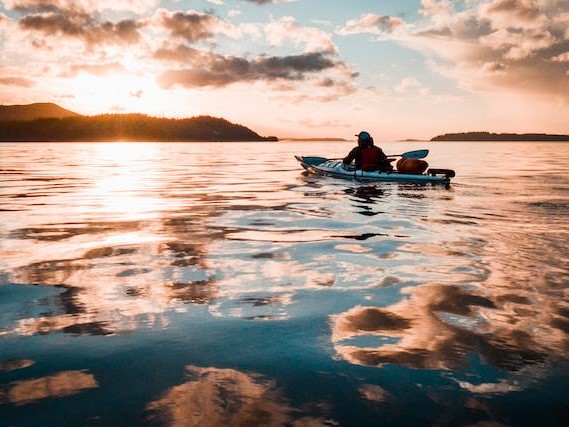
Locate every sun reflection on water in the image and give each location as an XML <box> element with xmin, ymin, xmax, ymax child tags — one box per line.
<box><xmin>81</xmin><ymin>143</ymin><xmax>167</xmax><ymax>220</ymax></box>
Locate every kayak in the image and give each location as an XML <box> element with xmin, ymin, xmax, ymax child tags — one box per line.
<box><xmin>295</xmin><ymin>156</ymin><xmax>455</xmax><ymax>184</ymax></box>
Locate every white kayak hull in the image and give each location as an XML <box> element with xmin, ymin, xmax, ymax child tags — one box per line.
<box><xmin>295</xmin><ymin>156</ymin><xmax>454</xmax><ymax>184</ymax></box>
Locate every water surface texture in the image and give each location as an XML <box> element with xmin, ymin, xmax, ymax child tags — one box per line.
<box><xmin>1</xmin><ymin>141</ymin><xmax>568</xmax><ymax>426</ymax></box>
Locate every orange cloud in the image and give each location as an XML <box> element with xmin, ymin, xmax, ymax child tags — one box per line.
<box><xmin>338</xmin><ymin>1</ymin><xmax>569</xmax><ymax>101</ymax></box>
<box><xmin>481</xmin><ymin>0</ymin><xmax>545</xmax><ymax>29</ymax></box>
<box><xmin>0</xmin><ymin>76</ymin><xmax>35</xmax><ymax>87</ymax></box>
<box><xmin>409</xmin><ymin>1</ymin><xmax>569</xmax><ymax>101</ymax></box>
<box><xmin>337</xmin><ymin>13</ymin><xmax>405</xmax><ymax>38</ymax></box>
<box><xmin>264</xmin><ymin>16</ymin><xmax>338</xmax><ymax>53</ymax></box>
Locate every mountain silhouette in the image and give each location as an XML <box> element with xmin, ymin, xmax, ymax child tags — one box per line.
<box><xmin>0</xmin><ymin>103</ymin><xmax>80</xmax><ymax>121</ymax></box>
<box><xmin>0</xmin><ymin>103</ymin><xmax>277</xmax><ymax>142</ymax></box>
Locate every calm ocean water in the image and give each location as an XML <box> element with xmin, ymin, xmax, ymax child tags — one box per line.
<box><xmin>1</xmin><ymin>141</ymin><xmax>568</xmax><ymax>426</ymax></box>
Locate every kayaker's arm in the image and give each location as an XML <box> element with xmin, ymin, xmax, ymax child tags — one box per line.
<box><xmin>343</xmin><ymin>147</ymin><xmax>359</xmax><ymax>166</ymax></box>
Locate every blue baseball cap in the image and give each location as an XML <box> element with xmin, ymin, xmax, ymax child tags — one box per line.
<box><xmin>355</xmin><ymin>131</ymin><xmax>371</xmax><ymax>141</ymax></box>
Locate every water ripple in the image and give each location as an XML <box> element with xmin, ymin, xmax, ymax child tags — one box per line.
<box><xmin>1</xmin><ymin>141</ymin><xmax>569</xmax><ymax>425</ymax></box>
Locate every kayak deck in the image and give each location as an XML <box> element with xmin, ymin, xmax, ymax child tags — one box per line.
<box><xmin>295</xmin><ymin>155</ymin><xmax>454</xmax><ymax>184</ymax></box>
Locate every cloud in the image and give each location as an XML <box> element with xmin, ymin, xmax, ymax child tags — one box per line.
<box><xmin>394</xmin><ymin>77</ymin><xmax>429</xmax><ymax>95</ymax></box>
<box><xmin>147</xmin><ymin>9</ymin><xmax>353</xmax><ymax>98</ymax></box>
<box><xmin>332</xmin><ymin>1</ymin><xmax>569</xmax><ymax>101</ymax></box>
<box><xmin>480</xmin><ymin>28</ymin><xmax>557</xmax><ymax>60</ymax></box>
<box><xmin>153</xmin><ymin>38</ymin><xmax>356</xmax><ymax>101</ymax></box>
<box><xmin>345</xmin><ymin>0</ymin><xmax>569</xmax><ymax>102</ymax></box>
<box><xmin>264</xmin><ymin>16</ymin><xmax>338</xmax><ymax>53</ymax></box>
<box><xmin>4</xmin><ymin>2</ymin><xmax>352</xmax><ymax>102</ymax></box>
<box><xmin>155</xmin><ymin>8</ymin><xmax>254</xmax><ymax>44</ymax></box>
<box><xmin>337</xmin><ymin>13</ymin><xmax>405</xmax><ymax>37</ymax></box>
<box><xmin>18</xmin><ymin>10</ymin><xmax>144</xmax><ymax>47</ymax></box>
<box><xmin>4</xmin><ymin>0</ymin><xmax>158</xmax><ymax>14</ymax></box>
<box><xmin>153</xmin><ymin>44</ymin><xmax>201</xmax><ymax>62</ymax></box>
<box><xmin>481</xmin><ymin>61</ymin><xmax>508</xmax><ymax>74</ymax></box>
<box><xmin>481</xmin><ymin>0</ymin><xmax>545</xmax><ymax>29</ymax></box>
<box><xmin>158</xmin><ymin>10</ymin><xmax>222</xmax><ymax>44</ymax></box>
<box><xmin>0</xmin><ymin>76</ymin><xmax>35</xmax><ymax>87</ymax></box>
<box><xmin>272</xmin><ymin>74</ymin><xmax>357</xmax><ymax>103</ymax></box>
<box><xmin>552</xmin><ymin>52</ymin><xmax>569</xmax><ymax>62</ymax></box>
<box><xmin>419</xmin><ymin>0</ymin><xmax>453</xmax><ymax>18</ymax></box>
<box><xmin>156</xmin><ymin>50</ymin><xmax>342</xmax><ymax>89</ymax></box>
<box><xmin>60</xmin><ymin>62</ymin><xmax>126</xmax><ymax>77</ymax></box>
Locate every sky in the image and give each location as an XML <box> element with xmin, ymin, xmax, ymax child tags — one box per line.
<box><xmin>0</xmin><ymin>0</ymin><xmax>568</xmax><ymax>140</ymax></box>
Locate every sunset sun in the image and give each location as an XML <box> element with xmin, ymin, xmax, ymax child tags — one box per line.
<box><xmin>68</xmin><ymin>72</ymin><xmax>159</xmax><ymax>114</ymax></box>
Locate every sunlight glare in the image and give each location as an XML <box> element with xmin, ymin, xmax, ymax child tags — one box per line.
<box><xmin>86</xmin><ymin>143</ymin><xmax>166</xmax><ymax>220</ymax></box>
<box><xmin>69</xmin><ymin>72</ymin><xmax>163</xmax><ymax>114</ymax></box>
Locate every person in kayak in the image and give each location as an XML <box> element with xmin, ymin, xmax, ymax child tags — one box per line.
<box><xmin>343</xmin><ymin>131</ymin><xmax>393</xmax><ymax>171</ymax></box>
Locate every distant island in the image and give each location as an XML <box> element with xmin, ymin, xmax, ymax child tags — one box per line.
<box><xmin>0</xmin><ymin>103</ymin><xmax>277</xmax><ymax>142</ymax></box>
<box><xmin>431</xmin><ymin>132</ymin><xmax>569</xmax><ymax>141</ymax></box>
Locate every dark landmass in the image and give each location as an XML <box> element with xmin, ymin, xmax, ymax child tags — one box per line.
<box><xmin>399</xmin><ymin>138</ymin><xmax>427</xmax><ymax>142</ymax></box>
<box><xmin>431</xmin><ymin>132</ymin><xmax>569</xmax><ymax>141</ymax></box>
<box><xmin>0</xmin><ymin>103</ymin><xmax>277</xmax><ymax>142</ymax></box>
<box><xmin>0</xmin><ymin>103</ymin><xmax>80</xmax><ymax>121</ymax></box>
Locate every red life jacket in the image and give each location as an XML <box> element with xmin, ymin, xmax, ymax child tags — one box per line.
<box><xmin>360</xmin><ymin>146</ymin><xmax>386</xmax><ymax>171</ymax></box>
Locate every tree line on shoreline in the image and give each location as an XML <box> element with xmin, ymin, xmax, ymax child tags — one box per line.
<box><xmin>431</xmin><ymin>132</ymin><xmax>569</xmax><ymax>141</ymax></box>
<box><xmin>0</xmin><ymin>113</ymin><xmax>278</xmax><ymax>142</ymax></box>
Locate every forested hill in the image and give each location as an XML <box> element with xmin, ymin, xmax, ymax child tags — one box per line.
<box><xmin>0</xmin><ymin>111</ymin><xmax>277</xmax><ymax>142</ymax></box>
<box><xmin>0</xmin><ymin>103</ymin><xmax>80</xmax><ymax>121</ymax></box>
<box><xmin>431</xmin><ymin>132</ymin><xmax>569</xmax><ymax>141</ymax></box>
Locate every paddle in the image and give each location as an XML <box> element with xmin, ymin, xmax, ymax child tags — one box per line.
<box><xmin>326</xmin><ymin>149</ymin><xmax>429</xmax><ymax>161</ymax></box>
<box><xmin>390</xmin><ymin>149</ymin><xmax>429</xmax><ymax>159</ymax></box>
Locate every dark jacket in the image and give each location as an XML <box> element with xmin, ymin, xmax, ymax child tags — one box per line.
<box><xmin>343</xmin><ymin>145</ymin><xmax>392</xmax><ymax>171</ymax></box>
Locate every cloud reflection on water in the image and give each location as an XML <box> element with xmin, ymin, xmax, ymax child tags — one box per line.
<box><xmin>331</xmin><ymin>277</ymin><xmax>568</xmax><ymax>374</ymax></box>
<box><xmin>0</xmin><ymin>370</ymin><xmax>98</xmax><ymax>406</ymax></box>
<box><xmin>147</xmin><ymin>366</ymin><xmax>326</xmax><ymax>427</ymax></box>
<box><xmin>0</xmin><ymin>359</ymin><xmax>35</xmax><ymax>372</ymax></box>
<box><xmin>1</xmin><ymin>142</ymin><xmax>568</xmax><ymax>394</ymax></box>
